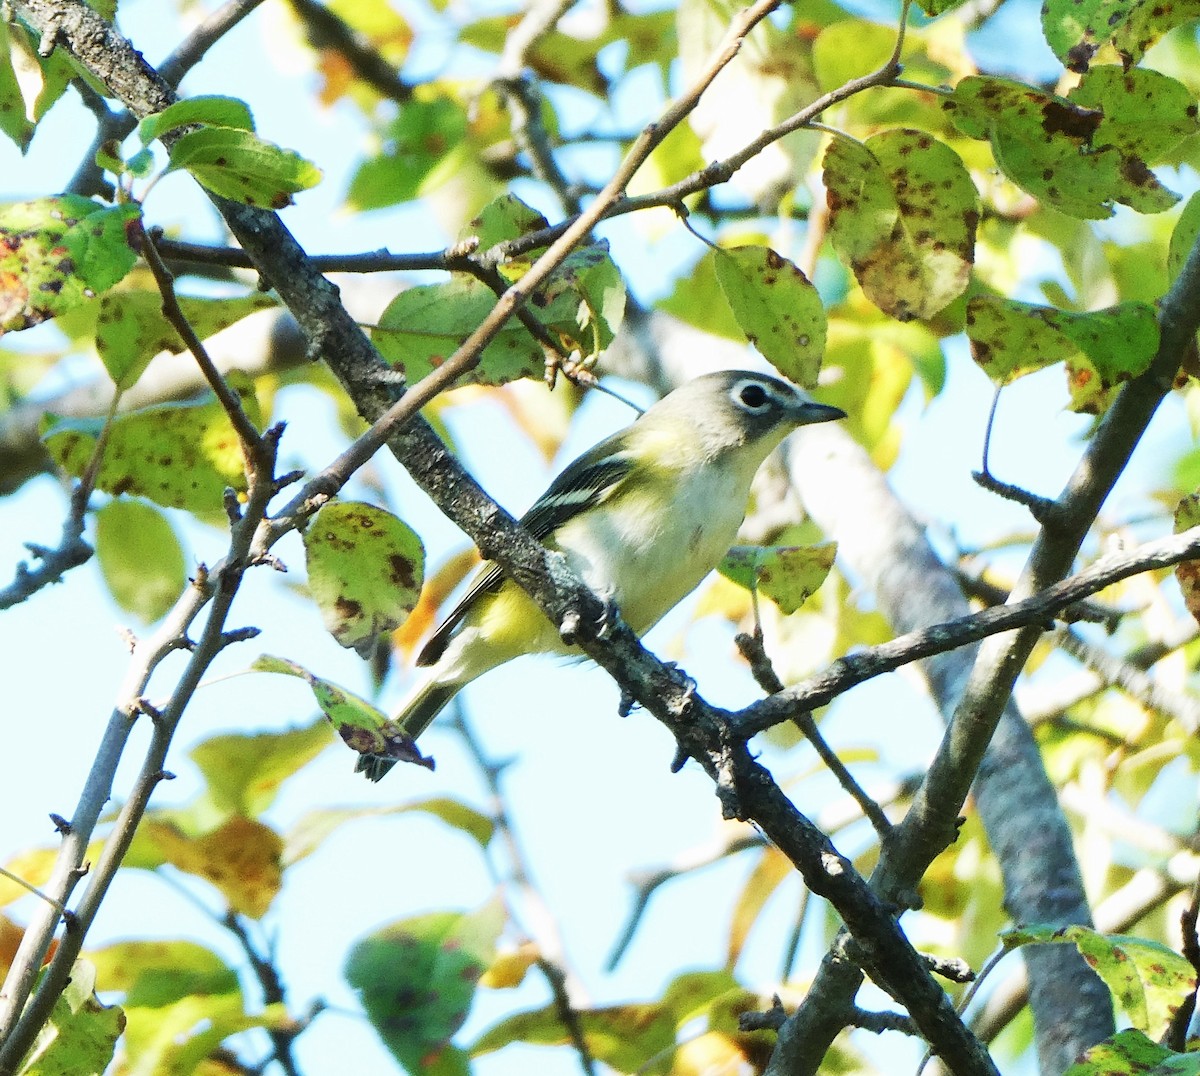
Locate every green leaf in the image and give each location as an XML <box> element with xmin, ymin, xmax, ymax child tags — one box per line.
<box><xmin>718</xmin><ymin>543</ymin><xmax>837</xmax><ymax>614</ymax></box>
<box><xmin>189</xmin><ymin>719</ymin><xmax>334</xmax><ymax>819</ymax></box>
<box><xmin>346</xmin><ymin>900</ymin><xmax>505</xmax><ymax>1073</ymax></box>
<box><xmin>1042</xmin><ymin>0</ymin><xmax>1200</xmax><ymax>71</ymax></box>
<box><xmin>95</xmin><ymin>290</ymin><xmax>277</xmax><ymax>391</ymax></box>
<box><xmin>1112</xmin><ymin>0</ymin><xmax>1200</xmax><ymax>66</ymax></box>
<box><xmin>1169</xmin><ymin>190</ymin><xmax>1200</xmax><ymax>284</ymax></box>
<box><xmin>374</xmin><ymin>277</ymin><xmax>545</xmax><ymax>386</ymax></box>
<box><xmin>812</xmin><ymin>20</ymin><xmax>897</xmax><ymax>93</ymax></box>
<box><xmin>658</xmin><ymin>250</ymin><xmax>744</xmax><ymax>340</ymax></box>
<box><xmin>825</xmin><ymin>130</ymin><xmax>978</xmax><ymax>322</ymax></box>
<box><xmin>461</xmin><ymin>193</ymin><xmax>550</xmax><ymax>251</ymax></box>
<box><xmin>1003</xmin><ymin>925</ymin><xmax>1195</xmax><ymax>1036</ymax></box>
<box><xmin>90</xmin><ymin>941</ymin><xmax>239</xmax><ymax>1008</ymax></box>
<box><xmin>137</xmin><ymin>95</ymin><xmax>255</xmax><ymax>144</ymax></box>
<box><xmin>0</xmin><ymin>22</ymin><xmax>33</xmax><ymax>151</ymax></box>
<box><xmin>348</xmin><ymin>93</ymin><xmax>468</xmax><ymax>210</ymax></box>
<box><xmin>304</xmin><ymin>500</ymin><xmax>425</xmax><ymax>657</ymax></box>
<box><xmin>252</xmin><ymin>654</ymin><xmax>433</xmax><ymax>772</ymax></box>
<box><xmin>0</xmin><ymin>197</ymin><xmax>140</xmax><ymax>334</ymax></box>
<box><xmin>168</xmin><ymin>127</ymin><xmax>322</xmax><ymax>209</ymax></box>
<box><xmin>18</xmin><ymin>961</ymin><xmax>123</xmax><ymax>1076</ymax></box>
<box><xmin>94</xmin><ymin>500</ymin><xmax>186</xmax><ymax>624</ymax></box>
<box><xmin>473</xmin><ymin>969</ymin><xmax>758</xmax><ymax>1070</ymax></box>
<box><xmin>43</xmin><ymin>374</ymin><xmax>261</xmax><ymax>511</ymax></box>
<box><xmin>1070</xmin><ymin>68</ymin><xmax>1199</xmax><ymax>162</ymax></box>
<box><xmin>713</xmin><ymin>246</ymin><xmax>827</xmax><ymax>386</ymax></box>
<box><xmin>945</xmin><ymin>76</ymin><xmax>1179</xmax><ymax>219</ymax></box>
<box><xmin>1062</xmin><ymin>1028</ymin><xmax>1189</xmax><ymax>1074</ymax></box>
<box><xmin>119</xmin><ymin>993</ymin><xmax>288</xmax><ymax>1076</ymax></box>
<box><xmin>509</xmin><ymin>242</ymin><xmax>627</xmax><ymax>359</ymax></box>
<box><xmin>965</xmin><ymin>297</ymin><xmax>1159</xmax><ymax>413</ymax></box>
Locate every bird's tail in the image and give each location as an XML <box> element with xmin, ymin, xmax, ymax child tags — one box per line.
<box><xmin>355</xmin><ymin>671</ymin><xmax>462</xmax><ymax>782</ymax></box>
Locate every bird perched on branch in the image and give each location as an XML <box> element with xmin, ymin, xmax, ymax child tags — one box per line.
<box><xmin>361</xmin><ymin>369</ymin><xmax>845</xmax><ymax>780</ymax></box>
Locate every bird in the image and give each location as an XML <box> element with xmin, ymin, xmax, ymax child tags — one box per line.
<box><xmin>360</xmin><ymin>369</ymin><xmax>845</xmax><ymax>779</ymax></box>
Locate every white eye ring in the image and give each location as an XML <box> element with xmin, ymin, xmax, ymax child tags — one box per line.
<box><xmin>732</xmin><ymin>378</ymin><xmax>772</xmax><ymax>412</ymax></box>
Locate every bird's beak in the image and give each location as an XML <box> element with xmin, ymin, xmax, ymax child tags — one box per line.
<box><xmin>793</xmin><ymin>400</ymin><xmax>847</xmax><ymax>426</ymax></box>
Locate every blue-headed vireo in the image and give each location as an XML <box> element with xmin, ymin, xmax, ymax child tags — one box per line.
<box><xmin>364</xmin><ymin>369</ymin><xmax>845</xmax><ymax>779</ymax></box>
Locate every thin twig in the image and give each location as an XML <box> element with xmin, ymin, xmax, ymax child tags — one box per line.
<box><xmin>137</xmin><ymin>225</ymin><xmax>266</xmax><ymax>463</ymax></box>
<box><xmin>738</xmin><ymin>523</ymin><xmax>1200</xmax><ymax>737</ymax></box>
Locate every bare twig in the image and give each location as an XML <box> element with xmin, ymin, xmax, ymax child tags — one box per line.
<box><xmin>736</xmin><ymin>629</ymin><xmax>892</xmax><ymax>837</ymax></box>
<box><xmin>738</xmin><ymin>524</ymin><xmax>1200</xmax><ymax>737</ymax></box>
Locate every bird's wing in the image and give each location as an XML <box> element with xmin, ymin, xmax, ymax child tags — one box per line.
<box><xmin>415</xmin><ymin>439</ymin><xmax>635</xmax><ymax>667</ymax></box>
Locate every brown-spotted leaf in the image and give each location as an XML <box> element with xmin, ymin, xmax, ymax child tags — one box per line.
<box><xmin>95</xmin><ymin>290</ymin><xmax>277</xmax><ymax>391</ymax></box>
<box><xmin>1003</xmin><ymin>924</ymin><xmax>1194</xmax><ymax>1036</ymax></box>
<box><xmin>136</xmin><ymin>815</ymin><xmax>283</xmax><ymax>919</ymax></box>
<box><xmin>304</xmin><ymin>500</ymin><xmax>425</xmax><ymax>657</ymax></box>
<box><xmin>718</xmin><ymin>543</ymin><xmax>837</xmax><ymax>614</ymax></box>
<box><xmin>1070</xmin><ymin>67</ymin><xmax>1200</xmax><ymax>162</ymax></box>
<box><xmin>373</xmin><ymin>276</ymin><xmax>544</xmax><ymax>385</ymax></box>
<box><xmin>251</xmin><ymin>654</ymin><xmax>434</xmax><ymax>775</ymax></box>
<box><xmin>1174</xmin><ymin>493</ymin><xmax>1200</xmax><ymax>625</ymax></box>
<box><xmin>1062</xmin><ymin>1030</ymin><xmax>1176</xmax><ymax>1074</ymax></box>
<box><xmin>346</xmin><ymin>900</ymin><xmax>504</xmax><ymax>1073</ymax></box>
<box><xmin>0</xmin><ymin>196</ymin><xmax>140</xmax><ymax>335</ymax></box>
<box><xmin>713</xmin><ymin>246</ymin><xmax>826</xmax><ymax>386</ymax></box>
<box><xmin>825</xmin><ymin>130</ymin><xmax>978</xmax><ymax>322</ymax></box>
<box><xmin>461</xmin><ymin>192</ymin><xmax>549</xmax><ymax>251</ymax></box>
<box><xmin>1112</xmin><ymin>0</ymin><xmax>1200</xmax><ymax>66</ymax></box>
<box><xmin>945</xmin><ymin>76</ymin><xmax>1178</xmax><ymax>218</ymax></box>
<box><xmin>42</xmin><ymin>374</ymin><xmax>261</xmax><ymax>511</ymax></box>
<box><xmin>965</xmin><ymin>296</ymin><xmax>1158</xmax><ymax>412</ymax></box>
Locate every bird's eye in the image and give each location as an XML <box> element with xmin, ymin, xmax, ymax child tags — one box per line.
<box><xmin>736</xmin><ymin>382</ymin><xmax>770</xmax><ymax>410</ymax></box>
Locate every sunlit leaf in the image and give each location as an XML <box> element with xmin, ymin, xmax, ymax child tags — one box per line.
<box><xmin>1003</xmin><ymin>924</ymin><xmax>1195</xmax><ymax>1036</ymax></box>
<box><xmin>251</xmin><ymin>654</ymin><xmax>433</xmax><ymax>774</ymax></box>
<box><xmin>945</xmin><ymin>76</ymin><xmax>1181</xmax><ymax>218</ymax></box>
<box><xmin>965</xmin><ymin>297</ymin><xmax>1159</xmax><ymax>413</ymax></box>
<box><xmin>374</xmin><ymin>276</ymin><xmax>544</xmax><ymax>386</ymax></box>
<box><xmin>285</xmin><ymin>797</ymin><xmax>494</xmax><ymax>865</ymax></box>
<box><xmin>719</xmin><ymin>543</ymin><xmax>837</xmax><ymax>614</ymax></box>
<box><xmin>132</xmin><ymin>815</ymin><xmax>284</xmax><ymax>919</ymax></box>
<box><xmin>94</xmin><ymin>290</ymin><xmax>277</xmax><ymax>391</ymax></box>
<box><xmin>304</xmin><ymin>500</ymin><xmax>425</xmax><ymax>657</ymax></box>
<box><xmin>189</xmin><ymin>719</ymin><xmax>334</xmax><ymax>819</ymax></box>
<box><xmin>1174</xmin><ymin>493</ymin><xmax>1200</xmax><ymax>625</ymax></box>
<box><xmin>94</xmin><ymin>499</ymin><xmax>186</xmax><ymax>624</ymax></box>
<box><xmin>138</xmin><ymin>95</ymin><xmax>256</xmax><ymax>144</ymax></box>
<box><xmin>0</xmin><ymin>197</ymin><xmax>140</xmax><ymax>334</ymax></box>
<box><xmin>91</xmin><ymin>941</ymin><xmax>239</xmax><ymax>1008</ymax></box>
<box><xmin>0</xmin><ymin>22</ymin><xmax>33</xmax><ymax>151</ymax></box>
<box><xmin>824</xmin><ymin>130</ymin><xmax>978</xmax><ymax>321</ymax></box>
<box><xmin>1063</xmin><ymin>1029</ymin><xmax>1185</xmax><ymax>1074</ymax></box>
<box><xmin>43</xmin><ymin>375</ymin><xmax>261</xmax><ymax>511</ymax></box>
<box><xmin>168</xmin><ymin>127</ymin><xmax>322</xmax><ymax>209</ymax></box>
<box><xmin>713</xmin><ymin>246</ymin><xmax>826</xmax><ymax>385</ymax></box>
<box><xmin>20</xmin><ymin>960</ymin><xmax>123</xmax><ymax>1076</ymax></box>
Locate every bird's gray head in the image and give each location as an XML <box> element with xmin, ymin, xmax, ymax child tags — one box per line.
<box><xmin>645</xmin><ymin>370</ymin><xmax>846</xmax><ymax>457</ymax></box>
